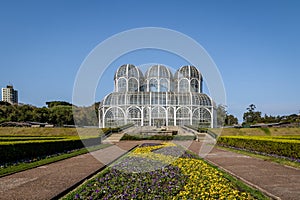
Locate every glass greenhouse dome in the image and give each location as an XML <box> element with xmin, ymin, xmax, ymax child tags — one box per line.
<box><xmin>99</xmin><ymin>64</ymin><xmax>216</xmax><ymax>128</ymax></box>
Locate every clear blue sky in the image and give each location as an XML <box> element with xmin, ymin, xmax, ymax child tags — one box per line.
<box><xmin>0</xmin><ymin>0</ymin><xmax>299</xmax><ymax>121</ymax></box>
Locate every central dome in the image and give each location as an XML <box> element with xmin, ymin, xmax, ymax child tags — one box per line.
<box><xmin>145</xmin><ymin>65</ymin><xmax>172</xmax><ymax>92</ymax></box>
<box><xmin>145</xmin><ymin>65</ymin><xmax>172</xmax><ymax>79</ymax></box>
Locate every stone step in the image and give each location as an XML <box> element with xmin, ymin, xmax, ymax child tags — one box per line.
<box><xmin>102</xmin><ymin>133</ymin><xmax>125</xmax><ymax>143</ymax></box>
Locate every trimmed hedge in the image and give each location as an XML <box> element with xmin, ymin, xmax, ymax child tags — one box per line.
<box><xmin>121</xmin><ymin>134</ymin><xmax>174</xmax><ymax>141</ymax></box>
<box><xmin>0</xmin><ymin>136</ymin><xmax>65</xmax><ymax>142</ymax></box>
<box><xmin>218</xmin><ymin>136</ymin><xmax>300</xmax><ymax>159</ymax></box>
<box><xmin>0</xmin><ymin>137</ymin><xmax>101</xmax><ymax>164</ymax></box>
<box><xmin>101</xmin><ymin>124</ymin><xmax>134</xmax><ymax>135</ymax></box>
<box><xmin>184</xmin><ymin>125</ymin><xmax>218</xmax><ymax>139</ymax></box>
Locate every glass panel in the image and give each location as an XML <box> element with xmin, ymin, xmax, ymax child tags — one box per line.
<box><xmin>179</xmin><ymin>79</ymin><xmax>189</xmax><ymax>92</ymax></box>
<box><xmin>117</xmin><ymin>78</ymin><xmax>127</xmax><ymax>92</ymax></box>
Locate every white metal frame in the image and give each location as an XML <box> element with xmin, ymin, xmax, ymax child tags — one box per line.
<box><xmin>99</xmin><ymin>64</ymin><xmax>216</xmax><ymax>128</ymax></box>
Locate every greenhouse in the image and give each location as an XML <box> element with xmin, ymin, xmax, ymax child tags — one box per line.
<box><xmin>99</xmin><ymin>64</ymin><xmax>216</xmax><ymax>128</ymax></box>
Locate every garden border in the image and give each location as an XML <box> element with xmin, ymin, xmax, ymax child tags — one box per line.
<box><xmin>53</xmin><ymin>144</ymin><xmax>138</xmax><ymax>199</ymax></box>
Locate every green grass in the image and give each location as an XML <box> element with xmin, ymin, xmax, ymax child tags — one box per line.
<box><xmin>0</xmin><ymin>135</ymin><xmax>99</xmax><ymax>145</ymax></box>
<box><xmin>211</xmin><ymin>127</ymin><xmax>300</xmax><ymax>136</ymax></box>
<box><xmin>0</xmin><ymin>144</ymin><xmax>111</xmax><ymax>177</ymax></box>
<box><xmin>0</xmin><ymin>127</ymin><xmax>103</xmax><ymax>137</ymax></box>
<box><xmin>260</xmin><ymin>127</ymin><xmax>271</xmax><ymax>135</ymax></box>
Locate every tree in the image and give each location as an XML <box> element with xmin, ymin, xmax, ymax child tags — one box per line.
<box><xmin>49</xmin><ymin>105</ymin><xmax>74</xmax><ymax>126</ymax></box>
<box><xmin>46</xmin><ymin>101</ymin><xmax>73</xmax><ymax>108</ymax></box>
<box><xmin>216</xmin><ymin>104</ymin><xmax>226</xmax><ymax>127</ymax></box>
<box><xmin>33</xmin><ymin>107</ymin><xmax>49</xmax><ymax>123</ymax></box>
<box><xmin>0</xmin><ymin>101</ymin><xmax>11</xmax><ymax>106</ymax></box>
<box><xmin>225</xmin><ymin>114</ymin><xmax>238</xmax><ymax>126</ymax></box>
<box><xmin>243</xmin><ymin>104</ymin><xmax>261</xmax><ymax>125</ymax></box>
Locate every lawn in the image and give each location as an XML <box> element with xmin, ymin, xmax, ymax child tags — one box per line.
<box><xmin>212</xmin><ymin>127</ymin><xmax>300</xmax><ymax>136</ymax></box>
<box><xmin>0</xmin><ymin>127</ymin><xmax>102</xmax><ymax>137</ymax></box>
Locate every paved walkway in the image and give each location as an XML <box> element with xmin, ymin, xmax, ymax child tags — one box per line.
<box><xmin>1</xmin><ymin>141</ymin><xmax>300</xmax><ymax>199</ymax></box>
<box><xmin>188</xmin><ymin>142</ymin><xmax>300</xmax><ymax>200</ymax></box>
<box><xmin>0</xmin><ymin>143</ymin><xmax>138</xmax><ymax>200</ymax></box>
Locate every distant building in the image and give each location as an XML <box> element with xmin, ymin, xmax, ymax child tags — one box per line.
<box><xmin>1</xmin><ymin>85</ymin><xmax>18</xmax><ymax>104</ymax></box>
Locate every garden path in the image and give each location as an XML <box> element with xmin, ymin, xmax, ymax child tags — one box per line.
<box><xmin>189</xmin><ymin>142</ymin><xmax>300</xmax><ymax>200</ymax></box>
<box><xmin>1</xmin><ymin>140</ymin><xmax>300</xmax><ymax>200</ymax></box>
<box><xmin>0</xmin><ymin>143</ymin><xmax>138</xmax><ymax>200</ymax></box>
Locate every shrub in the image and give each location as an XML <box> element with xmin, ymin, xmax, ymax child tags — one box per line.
<box><xmin>0</xmin><ymin>137</ymin><xmax>101</xmax><ymax>164</ymax></box>
<box><xmin>218</xmin><ymin>136</ymin><xmax>300</xmax><ymax>159</ymax></box>
<box><xmin>120</xmin><ymin>134</ymin><xmax>174</xmax><ymax>141</ymax></box>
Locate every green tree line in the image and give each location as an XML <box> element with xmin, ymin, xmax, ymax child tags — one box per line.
<box><xmin>217</xmin><ymin>103</ymin><xmax>300</xmax><ymax>127</ymax></box>
<box><xmin>0</xmin><ymin>101</ymin><xmax>99</xmax><ymax>126</ymax></box>
<box><xmin>243</xmin><ymin>104</ymin><xmax>300</xmax><ymax>125</ymax></box>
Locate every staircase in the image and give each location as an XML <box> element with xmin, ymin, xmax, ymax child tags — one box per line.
<box><xmin>102</xmin><ymin>133</ymin><xmax>125</xmax><ymax>143</ymax></box>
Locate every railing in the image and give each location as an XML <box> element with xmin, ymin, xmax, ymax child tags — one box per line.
<box><xmin>100</xmin><ymin>123</ymin><xmax>134</xmax><ymax>142</ymax></box>
<box><xmin>184</xmin><ymin>125</ymin><xmax>218</xmax><ymax>139</ymax></box>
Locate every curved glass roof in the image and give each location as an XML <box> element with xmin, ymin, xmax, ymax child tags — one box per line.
<box><xmin>145</xmin><ymin>65</ymin><xmax>172</xmax><ymax>79</ymax></box>
<box><xmin>174</xmin><ymin>65</ymin><xmax>201</xmax><ymax>79</ymax></box>
<box><xmin>114</xmin><ymin>64</ymin><xmax>144</xmax><ymax>80</ymax></box>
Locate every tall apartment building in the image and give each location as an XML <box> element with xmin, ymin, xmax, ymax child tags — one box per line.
<box><xmin>1</xmin><ymin>85</ymin><xmax>18</xmax><ymax>104</ymax></box>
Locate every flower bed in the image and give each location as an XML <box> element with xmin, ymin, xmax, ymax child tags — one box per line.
<box><xmin>64</xmin><ymin>143</ymin><xmax>255</xmax><ymax>199</ymax></box>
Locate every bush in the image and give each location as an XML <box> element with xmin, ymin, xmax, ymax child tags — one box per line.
<box><xmin>218</xmin><ymin>136</ymin><xmax>300</xmax><ymax>159</ymax></box>
<box><xmin>0</xmin><ymin>137</ymin><xmax>101</xmax><ymax>164</ymax></box>
<box><xmin>120</xmin><ymin>134</ymin><xmax>174</xmax><ymax>141</ymax></box>
<box><xmin>173</xmin><ymin>135</ymin><xmax>196</xmax><ymax>140</ymax></box>
<box><xmin>198</xmin><ymin>128</ymin><xmax>208</xmax><ymax>133</ymax></box>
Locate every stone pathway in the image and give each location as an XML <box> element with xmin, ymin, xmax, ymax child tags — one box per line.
<box><xmin>206</xmin><ymin>148</ymin><xmax>300</xmax><ymax>200</ymax></box>
<box><xmin>0</xmin><ymin>143</ymin><xmax>137</xmax><ymax>200</ymax></box>
<box><xmin>188</xmin><ymin>142</ymin><xmax>300</xmax><ymax>200</ymax></box>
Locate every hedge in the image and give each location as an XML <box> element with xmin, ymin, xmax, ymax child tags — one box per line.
<box><xmin>102</xmin><ymin>124</ymin><xmax>134</xmax><ymax>133</ymax></box>
<box><xmin>0</xmin><ymin>136</ymin><xmax>65</xmax><ymax>142</ymax></box>
<box><xmin>218</xmin><ymin>136</ymin><xmax>300</xmax><ymax>159</ymax></box>
<box><xmin>120</xmin><ymin>134</ymin><xmax>174</xmax><ymax>141</ymax></box>
<box><xmin>0</xmin><ymin>137</ymin><xmax>101</xmax><ymax>164</ymax></box>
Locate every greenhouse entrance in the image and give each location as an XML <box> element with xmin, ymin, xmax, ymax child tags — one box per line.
<box><xmin>152</xmin><ymin>119</ymin><xmax>166</xmax><ymax>127</ymax></box>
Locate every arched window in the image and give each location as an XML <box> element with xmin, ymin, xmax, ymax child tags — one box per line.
<box><xmin>104</xmin><ymin>107</ymin><xmax>125</xmax><ymax>127</ymax></box>
<box><xmin>117</xmin><ymin>78</ymin><xmax>127</xmax><ymax>92</ymax></box>
<box><xmin>179</xmin><ymin>79</ymin><xmax>189</xmax><ymax>92</ymax></box>
<box><xmin>190</xmin><ymin>79</ymin><xmax>199</xmax><ymax>92</ymax></box>
<box><xmin>151</xmin><ymin>106</ymin><xmax>167</xmax><ymax>127</ymax></box>
<box><xmin>192</xmin><ymin>108</ymin><xmax>211</xmax><ymax>127</ymax></box>
<box><xmin>176</xmin><ymin>107</ymin><xmax>191</xmax><ymax>126</ymax></box>
<box><xmin>149</xmin><ymin>79</ymin><xmax>158</xmax><ymax>92</ymax></box>
<box><xmin>127</xmin><ymin>106</ymin><xmax>142</xmax><ymax>126</ymax></box>
<box><xmin>128</xmin><ymin>78</ymin><xmax>138</xmax><ymax>91</ymax></box>
<box><xmin>160</xmin><ymin>78</ymin><xmax>169</xmax><ymax>92</ymax></box>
